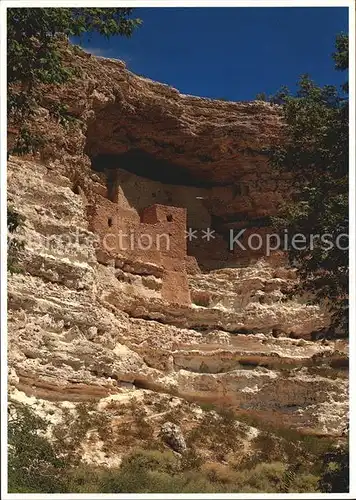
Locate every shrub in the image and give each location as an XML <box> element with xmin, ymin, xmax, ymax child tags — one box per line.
<box><xmin>256</xmin><ymin>92</ymin><xmax>268</xmax><ymax>101</ymax></box>
<box><xmin>187</xmin><ymin>408</ymin><xmax>242</xmax><ymax>459</ymax></box>
<box><xmin>7</xmin><ymin>206</ymin><xmax>25</xmax><ymax>273</ymax></box>
<box><xmin>65</xmin><ymin>464</ymin><xmax>103</xmax><ymax>494</ymax></box>
<box><xmin>8</xmin><ymin>400</ymin><xmax>346</xmax><ymax>494</ymax></box>
<box><xmin>289</xmin><ymin>473</ymin><xmax>320</xmax><ymax>493</ymax></box>
<box><xmin>99</xmin><ymin>449</ymin><xmax>181</xmax><ymax>493</ymax></box>
<box><xmin>246</xmin><ymin>462</ymin><xmax>287</xmax><ymax>492</ymax></box>
<box><xmin>318</xmin><ymin>444</ymin><xmax>349</xmax><ymax>493</ymax></box>
<box><xmin>181</xmin><ymin>447</ymin><xmax>204</xmax><ymax>471</ymax></box>
<box><xmin>202</xmin><ymin>461</ymin><xmax>238</xmax><ymax>484</ymax></box>
<box><xmin>8</xmin><ymin>402</ymin><xmax>67</xmax><ymax>493</ymax></box>
<box><xmin>121</xmin><ymin>449</ymin><xmax>180</xmax><ymax>476</ymax></box>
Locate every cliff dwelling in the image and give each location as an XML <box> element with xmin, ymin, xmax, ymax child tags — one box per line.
<box><xmin>65</xmin><ymin>49</ymin><xmax>299</xmax><ymax>310</ymax></box>
<box><xmin>6</xmin><ymin>32</ymin><xmax>348</xmax><ymax>482</ymax></box>
<box><xmin>85</xmin><ymin>146</ymin><xmax>290</xmax><ymax>306</ymax></box>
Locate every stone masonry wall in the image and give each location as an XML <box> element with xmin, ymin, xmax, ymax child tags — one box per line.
<box><xmin>88</xmin><ymin>186</ymin><xmax>191</xmax><ymax>305</ymax></box>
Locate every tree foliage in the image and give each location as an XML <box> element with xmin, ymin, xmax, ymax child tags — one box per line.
<box><xmin>318</xmin><ymin>443</ymin><xmax>349</xmax><ymax>493</ymax></box>
<box><xmin>269</xmin><ymin>34</ymin><xmax>349</xmax><ymax>334</ymax></box>
<box><xmin>7</xmin><ymin>206</ymin><xmax>24</xmax><ymax>273</ymax></box>
<box><xmin>8</xmin><ymin>402</ymin><xmax>67</xmax><ymax>493</ymax></box>
<box><xmin>8</xmin><ymin>401</ymin><xmax>349</xmax><ymax>494</ymax></box>
<box><xmin>7</xmin><ymin>8</ymin><xmax>142</xmax><ymax>154</ymax></box>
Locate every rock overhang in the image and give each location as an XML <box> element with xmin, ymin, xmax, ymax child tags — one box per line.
<box><xmin>43</xmin><ymin>43</ymin><xmax>285</xmax><ymax>185</ymax></box>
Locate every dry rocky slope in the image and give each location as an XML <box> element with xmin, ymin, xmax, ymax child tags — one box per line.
<box><xmin>8</xmin><ymin>44</ymin><xmax>348</xmax><ymax>464</ymax></box>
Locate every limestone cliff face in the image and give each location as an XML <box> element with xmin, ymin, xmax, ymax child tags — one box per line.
<box><xmin>7</xmin><ymin>43</ymin><xmax>348</xmax><ymax>459</ymax></box>
<box><xmin>10</xmin><ymin>44</ymin><xmax>289</xmax><ymax>223</ymax></box>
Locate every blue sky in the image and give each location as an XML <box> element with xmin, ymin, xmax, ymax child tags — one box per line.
<box><xmin>73</xmin><ymin>7</ymin><xmax>348</xmax><ymax>101</ymax></box>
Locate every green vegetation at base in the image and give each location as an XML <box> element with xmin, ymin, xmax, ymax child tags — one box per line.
<box><xmin>8</xmin><ymin>401</ymin><xmax>349</xmax><ymax>494</ymax></box>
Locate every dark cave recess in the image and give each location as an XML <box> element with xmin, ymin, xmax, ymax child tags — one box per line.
<box><xmin>90</xmin><ymin>149</ymin><xmax>225</xmax><ymax>188</ymax></box>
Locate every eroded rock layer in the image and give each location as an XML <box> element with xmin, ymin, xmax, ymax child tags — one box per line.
<box><xmin>7</xmin><ymin>44</ymin><xmax>348</xmax><ymax>455</ymax></box>
<box><xmin>8</xmin><ymin>157</ymin><xmax>348</xmax><ymax>439</ymax></box>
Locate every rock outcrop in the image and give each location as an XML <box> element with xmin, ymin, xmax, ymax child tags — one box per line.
<box><xmin>159</xmin><ymin>422</ymin><xmax>187</xmax><ymax>454</ymax></box>
<box><xmin>7</xmin><ymin>42</ymin><xmax>348</xmax><ymax>465</ymax></box>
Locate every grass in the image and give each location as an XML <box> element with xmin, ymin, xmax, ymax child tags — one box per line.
<box><xmin>8</xmin><ymin>400</ymin><xmax>349</xmax><ymax>494</ymax></box>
